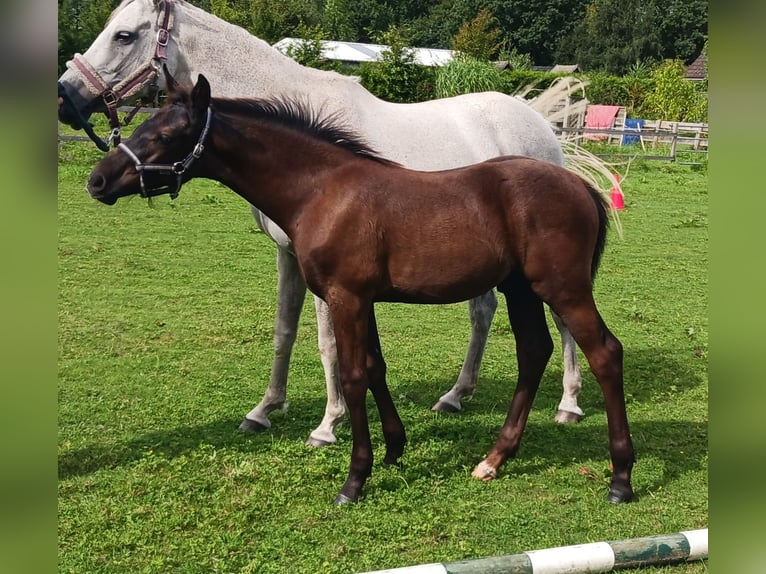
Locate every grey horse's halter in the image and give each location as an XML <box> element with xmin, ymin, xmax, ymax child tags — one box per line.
<box><xmin>64</xmin><ymin>0</ymin><xmax>175</xmax><ymax>150</ymax></box>
<box><xmin>117</xmin><ymin>106</ymin><xmax>212</xmax><ymax>200</ymax></box>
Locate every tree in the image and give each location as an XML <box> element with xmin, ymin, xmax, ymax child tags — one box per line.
<box><xmin>322</xmin><ymin>0</ymin><xmax>356</xmax><ymax>41</ymax></box>
<box><xmin>556</xmin><ymin>0</ymin><xmax>706</xmax><ymax>74</ymax></box>
<box><xmin>58</xmin><ymin>0</ymin><xmax>114</xmax><ymax>75</ymax></box>
<box><xmin>358</xmin><ymin>27</ymin><xmax>434</xmax><ymax>103</ymax></box>
<box><xmin>248</xmin><ymin>0</ymin><xmax>322</xmax><ymax>43</ymax></box>
<box><xmin>451</xmin><ymin>9</ymin><xmax>502</xmax><ymax>60</ymax></box>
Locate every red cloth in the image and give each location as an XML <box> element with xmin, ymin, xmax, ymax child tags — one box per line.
<box><xmin>585</xmin><ymin>105</ymin><xmax>621</xmax><ymax>140</ymax></box>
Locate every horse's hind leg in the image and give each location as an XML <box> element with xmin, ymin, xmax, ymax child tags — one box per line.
<box><xmin>433</xmin><ymin>290</ymin><xmax>497</xmax><ymax>412</ymax></box>
<box><xmin>473</xmin><ymin>276</ymin><xmax>553</xmax><ymax>480</ymax></box>
<box><xmin>240</xmin><ymin>248</ymin><xmax>306</xmax><ymax>432</ymax></box>
<box><xmin>554</xmin><ymin>298</ymin><xmax>635</xmax><ymax>503</ymax></box>
<box><xmin>306</xmin><ymin>296</ymin><xmax>347</xmax><ymax>447</ymax></box>
<box><xmin>551</xmin><ymin>310</ymin><xmax>585</xmax><ymax>423</ymax></box>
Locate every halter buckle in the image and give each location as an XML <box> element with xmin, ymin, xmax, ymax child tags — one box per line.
<box><xmin>157</xmin><ymin>28</ymin><xmax>169</xmax><ymax>47</ymax></box>
<box><xmin>102</xmin><ymin>90</ymin><xmax>119</xmax><ymax>107</ymax></box>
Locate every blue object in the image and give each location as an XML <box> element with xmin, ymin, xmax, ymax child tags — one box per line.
<box><xmin>621</xmin><ymin>118</ymin><xmax>644</xmax><ymax>145</ymax></box>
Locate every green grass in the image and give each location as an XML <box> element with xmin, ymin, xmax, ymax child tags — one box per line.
<box><xmin>58</xmin><ymin>134</ymin><xmax>707</xmax><ymax>573</ymax></box>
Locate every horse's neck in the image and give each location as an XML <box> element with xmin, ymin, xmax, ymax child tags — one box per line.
<box><xmin>202</xmin><ymin>116</ymin><xmax>347</xmax><ymax>234</ymax></box>
<box><xmin>174</xmin><ymin>2</ymin><xmax>373</xmax><ymax>108</ymax></box>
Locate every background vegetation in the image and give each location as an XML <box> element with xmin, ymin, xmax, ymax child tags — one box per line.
<box><xmin>58</xmin><ymin>117</ymin><xmax>707</xmax><ymax>572</ymax></box>
<box><xmin>57</xmin><ymin>0</ymin><xmax>708</xmax><ymax>122</ymax></box>
<box><xmin>59</xmin><ymin>0</ymin><xmax>707</xmax><ymax>76</ymax></box>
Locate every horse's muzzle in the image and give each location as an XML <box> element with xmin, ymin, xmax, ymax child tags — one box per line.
<box><xmin>86</xmin><ymin>172</ymin><xmax>118</xmax><ymax>205</ymax></box>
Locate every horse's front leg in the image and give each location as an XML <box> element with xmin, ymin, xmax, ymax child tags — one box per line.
<box><xmin>240</xmin><ymin>247</ymin><xmax>306</xmax><ymax>432</ymax></box>
<box><xmin>473</xmin><ymin>278</ymin><xmax>553</xmax><ymax>480</ymax></box>
<box><xmin>432</xmin><ymin>290</ymin><xmax>497</xmax><ymax>412</ymax></box>
<box><xmin>328</xmin><ymin>297</ymin><xmax>375</xmax><ymax>505</ymax></box>
<box><xmin>306</xmin><ymin>296</ymin><xmax>347</xmax><ymax>447</ymax></box>
<box><xmin>551</xmin><ymin>310</ymin><xmax>585</xmax><ymax>423</ymax></box>
<box><xmin>367</xmin><ymin>308</ymin><xmax>406</xmax><ymax>466</ymax></box>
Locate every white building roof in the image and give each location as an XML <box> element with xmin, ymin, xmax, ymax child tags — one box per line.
<box><xmin>274</xmin><ymin>38</ymin><xmax>455</xmax><ymax>67</ymax></box>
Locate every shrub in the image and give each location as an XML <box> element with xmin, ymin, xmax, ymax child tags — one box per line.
<box><xmin>434</xmin><ymin>55</ymin><xmax>503</xmax><ymax>98</ymax></box>
<box><xmin>642</xmin><ymin>59</ymin><xmax>707</xmax><ymax>121</ymax></box>
<box><xmin>358</xmin><ymin>27</ymin><xmax>435</xmax><ymax>103</ymax></box>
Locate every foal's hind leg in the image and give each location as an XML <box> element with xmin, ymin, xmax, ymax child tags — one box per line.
<box><xmin>433</xmin><ymin>290</ymin><xmax>497</xmax><ymax>412</ymax></box>
<box><xmin>551</xmin><ymin>310</ymin><xmax>585</xmax><ymax>423</ymax></box>
<box><xmin>555</xmin><ymin>300</ymin><xmax>635</xmax><ymax>503</ymax></box>
<box><xmin>473</xmin><ymin>276</ymin><xmax>553</xmax><ymax>480</ymax></box>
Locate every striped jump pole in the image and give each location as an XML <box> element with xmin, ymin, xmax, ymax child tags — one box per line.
<box><xmin>358</xmin><ymin>528</ymin><xmax>707</xmax><ymax>574</ymax></box>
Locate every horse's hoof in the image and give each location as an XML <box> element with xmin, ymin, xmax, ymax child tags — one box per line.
<box><xmin>333</xmin><ymin>493</ymin><xmax>358</xmax><ymax>505</ymax></box>
<box><xmin>306</xmin><ymin>435</ymin><xmax>336</xmax><ymax>448</ymax></box>
<box><xmin>554</xmin><ymin>409</ymin><xmax>583</xmax><ymax>424</ymax></box>
<box><xmin>607</xmin><ymin>484</ymin><xmax>634</xmax><ymax>504</ymax></box>
<box><xmin>238</xmin><ymin>417</ymin><xmax>268</xmax><ymax>433</ymax></box>
<box><xmin>432</xmin><ymin>400</ymin><xmax>461</xmax><ymax>413</ymax></box>
<box><xmin>471</xmin><ymin>460</ymin><xmax>498</xmax><ymax>481</ymax></box>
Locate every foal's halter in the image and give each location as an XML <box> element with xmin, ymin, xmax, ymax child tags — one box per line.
<box><xmin>64</xmin><ymin>0</ymin><xmax>175</xmax><ymax>150</ymax></box>
<box><xmin>117</xmin><ymin>106</ymin><xmax>212</xmax><ymax>200</ymax></box>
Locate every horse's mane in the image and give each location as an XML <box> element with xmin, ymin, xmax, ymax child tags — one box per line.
<box><xmin>210</xmin><ymin>96</ymin><xmax>398</xmax><ymax>166</ymax></box>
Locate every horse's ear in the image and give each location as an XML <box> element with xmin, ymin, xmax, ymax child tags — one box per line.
<box><xmin>162</xmin><ymin>64</ymin><xmax>181</xmax><ymax>93</ymax></box>
<box><xmin>191</xmin><ymin>74</ymin><xmax>212</xmax><ymax>117</ymax></box>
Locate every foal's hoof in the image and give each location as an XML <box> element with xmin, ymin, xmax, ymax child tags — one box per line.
<box><xmin>431</xmin><ymin>400</ymin><xmax>461</xmax><ymax>413</ymax></box>
<box><xmin>238</xmin><ymin>417</ymin><xmax>268</xmax><ymax>433</ymax></box>
<box><xmin>333</xmin><ymin>493</ymin><xmax>358</xmax><ymax>505</ymax></box>
<box><xmin>471</xmin><ymin>460</ymin><xmax>498</xmax><ymax>481</ymax></box>
<box><xmin>607</xmin><ymin>484</ymin><xmax>635</xmax><ymax>504</ymax></box>
<box><xmin>554</xmin><ymin>409</ymin><xmax>583</xmax><ymax>424</ymax></box>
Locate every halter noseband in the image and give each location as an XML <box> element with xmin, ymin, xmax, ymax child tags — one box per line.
<box><xmin>64</xmin><ymin>0</ymin><xmax>175</xmax><ymax>150</ymax></box>
<box><xmin>117</xmin><ymin>106</ymin><xmax>212</xmax><ymax>200</ymax></box>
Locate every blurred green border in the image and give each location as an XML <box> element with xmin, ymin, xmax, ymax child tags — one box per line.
<box><xmin>709</xmin><ymin>3</ymin><xmax>765</xmax><ymax>574</ymax></box>
<box><xmin>0</xmin><ymin>1</ymin><xmax>58</xmax><ymax>572</ymax></box>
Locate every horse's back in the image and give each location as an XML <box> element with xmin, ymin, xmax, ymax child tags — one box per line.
<box><xmin>361</xmin><ymin>91</ymin><xmax>564</xmax><ymax>170</ymax></box>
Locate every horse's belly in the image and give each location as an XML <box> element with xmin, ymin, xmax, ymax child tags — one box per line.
<box><xmin>383</xmin><ymin>257</ymin><xmax>510</xmax><ymax>304</ymax></box>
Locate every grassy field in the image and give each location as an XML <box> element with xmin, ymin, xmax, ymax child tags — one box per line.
<box><xmin>58</xmin><ymin>133</ymin><xmax>707</xmax><ymax>573</ymax></box>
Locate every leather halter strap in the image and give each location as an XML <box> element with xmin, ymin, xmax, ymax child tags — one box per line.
<box><xmin>116</xmin><ymin>106</ymin><xmax>213</xmax><ymax>200</ymax></box>
<box><xmin>66</xmin><ymin>0</ymin><xmax>175</xmax><ymax>148</ymax></box>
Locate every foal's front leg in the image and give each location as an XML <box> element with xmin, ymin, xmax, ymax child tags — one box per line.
<box><xmin>330</xmin><ymin>300</ymin><xmax>406</xmax><ymax>504</ymax></box>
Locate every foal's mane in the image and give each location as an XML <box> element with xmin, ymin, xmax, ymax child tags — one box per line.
<box><xmin>210</xmin><ymin>96</ymin><xmax>397</xmax><ymax>166</ymax></box>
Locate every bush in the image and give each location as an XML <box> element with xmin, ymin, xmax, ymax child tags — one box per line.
<box><xmin>434</xmin><ymin>55</ymin><xmax>503</xmax><ymax>98</ymax></box>
<box><xmin>358</xmin><ymin>27</ymin><xmax>435</xmax><ymax>103</ymax></box>
<box><xmin>642</xmin><ymin>59</ymin><xmax>707</xmax><ymax>122</ymax></box>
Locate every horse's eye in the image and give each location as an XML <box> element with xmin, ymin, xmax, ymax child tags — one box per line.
<box><xmin>114</xmin><ymin>31</ymin><xmax>135</xmax><ymax>44</ymax></box>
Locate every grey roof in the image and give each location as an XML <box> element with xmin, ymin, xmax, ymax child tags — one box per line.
<box><xmin>274</xmin><ymin>38</ymin><xmax>455</xmax><ymax>67</ymax></box>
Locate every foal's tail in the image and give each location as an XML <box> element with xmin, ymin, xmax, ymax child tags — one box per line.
<box><xmin>586</xmin><ymin>181</ymin><xmax>610</xmax><ymax>280</ymax></box>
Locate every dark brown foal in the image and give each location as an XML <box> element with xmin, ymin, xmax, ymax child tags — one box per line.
<box><xmin>87</xmin><ymin>70</ymin><xmax>635</xmax><ymax>505</ymax></box>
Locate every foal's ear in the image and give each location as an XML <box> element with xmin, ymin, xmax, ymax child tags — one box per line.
<box><xmin>162</xmin><ymin>63</ymin><xmax>181</xmax><ymax>93</ymax></box>
<box><xmin>191</xmin><ymin>74</ymin><xmax>212</xmax><ymax>117</ymax></box>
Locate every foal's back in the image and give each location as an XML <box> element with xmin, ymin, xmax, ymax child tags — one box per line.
<box><xmin>298</xmin><ymin>156</ymin><xmax>604</xmax><ymax>305</ymax></box>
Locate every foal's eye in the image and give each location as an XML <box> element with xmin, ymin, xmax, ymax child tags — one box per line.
<box><xmin>158</xmin><ymin>134</ymin><xmax>173</xmax><ymax>145</ymax></box>
<box><xmin>114</xmin><ymin>31</ymin><xmax>135</xmax><ymax>44</ymax></box>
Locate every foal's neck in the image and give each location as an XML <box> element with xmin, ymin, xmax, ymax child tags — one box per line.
<box><xmin>200</xmin><ymin>113</ymin><xmax>357</xmax><ymax>236</ymax></box>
